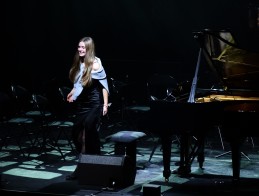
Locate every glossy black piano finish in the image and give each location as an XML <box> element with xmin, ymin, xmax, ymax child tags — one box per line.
<box><xmin>148</xmin><ymin>29</ymin><xmax>259</xmax><ymax>182</ymax></box>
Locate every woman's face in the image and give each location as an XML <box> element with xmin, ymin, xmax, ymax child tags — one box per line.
<box><xmin>78</xmin><ymin>41</ymin><xmax>87</xmax><ymax>57</ymax></box>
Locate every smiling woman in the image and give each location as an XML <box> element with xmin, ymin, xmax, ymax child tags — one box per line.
<box><xmin>65</xmin><ymin>37</ymin><xmax>110</xmax><ymax>180</ymax></box>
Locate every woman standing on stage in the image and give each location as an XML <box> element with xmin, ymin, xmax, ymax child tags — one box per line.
<box><xmin>66</xmin><ymin>36</ymin><xmax>109</xmax><ymax>180</ymax></box>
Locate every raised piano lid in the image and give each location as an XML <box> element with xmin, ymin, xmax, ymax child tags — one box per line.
<box><xmin>195</xmin><ymin>29</ymin><xmax>259</xmax><ymax>97</ymax></box>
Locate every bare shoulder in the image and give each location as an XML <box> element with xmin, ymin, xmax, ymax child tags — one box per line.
<box><xmin>92</xmin><ymin>57</ymin><xmax>102</xmax><ymax>71</ymax></box>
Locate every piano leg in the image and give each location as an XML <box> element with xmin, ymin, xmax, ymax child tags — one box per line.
<box><xmin>194</xmin><ymin>134</ymin><xmax>205</xmax><ymax>169</ymax></box>
<box><xmin>230</xmin><ymin>138</ymin><xmax>243</xmax><ymax>182</ymax></box>
<box><xmin>175</xmin><ymin>132</ymin><xmax>192</xmax><ymax>175</ymax></box>
<box><xmin>161</xmin><ymin>134</ymin><xmax>172</xmax><ymax>181</ymax></box>
<box><xmin>159</xmin><ymin>130</ymin><xmax>206</xmax><ymax>180</ymax></box>
<box><xmin>160</xmin><ymin>132</ymin><xmax>193</xmax><ymax>181</ymax></box>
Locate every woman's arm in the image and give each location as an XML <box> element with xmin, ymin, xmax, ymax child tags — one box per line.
<box><xmin>102</xmin><ymin>88</ymin><xmax>109</xmax><ymax>116</ymax></box>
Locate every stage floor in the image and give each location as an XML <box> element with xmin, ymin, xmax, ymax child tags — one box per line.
<box><xmin>1</xmin><ymin>113</ymin><xmax>259</xmax><ymax>196</ymax></box>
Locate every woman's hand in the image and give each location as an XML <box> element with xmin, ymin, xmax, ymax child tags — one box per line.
<box><xmin>103</xmin><ymin>104</ymin><xmax>108</xmax><ymax>116</ymax></box>
<box><xmin>67</xmin><ymin>89</ymin><xmax>75</xmax><ymax>103</ymax></box>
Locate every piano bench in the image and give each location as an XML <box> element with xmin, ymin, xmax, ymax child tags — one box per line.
<box><xmin>105</xmin><ymin>131</ymin><xmax>146</xmax><ymax>167</ymax></box>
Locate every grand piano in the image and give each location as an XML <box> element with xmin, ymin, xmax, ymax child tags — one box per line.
<box><xmin>148</xmin><ymin>29</ymin><xmax>259</xmax><ymax>182</ymax></box>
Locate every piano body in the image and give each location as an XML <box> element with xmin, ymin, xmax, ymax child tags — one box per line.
<box><xmin>149</xmin><ymin>29</ymin><xmax>259</xmax><ymax>182</ymax></box>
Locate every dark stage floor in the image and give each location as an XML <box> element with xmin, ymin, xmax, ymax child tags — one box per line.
<box><xmin>1</xmin><ymin>110</ymin><xmax>259</xmax><ymax>196</ymax></box>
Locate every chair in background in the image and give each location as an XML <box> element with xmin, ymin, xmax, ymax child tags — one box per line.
<box><xmin>109</xmin><ymin>77</ymin><xmax>151</xmax><ymax>131</ymax></box>
<box><xmin>10</xmin><ymin>85</ymin><xmax>32</xmax><ymax>115</ymax></box>
<box><xmin>0</xmin><ymin>90</ymin><xmax>36</xmax><ymax>157</ymax></box>
<box><xmin>106</xmin><ymin>77</ymin><xmax>131</xmax><ymax>130</ymax></box>
<box><xmin>29</xmin><ymin>89</ymin><xmax>75</xmax><ymax>161</ymax></box>
<box><xmin>58</xmin><ymin>86</ymin><xmax>76</xmax><ymax>120</ymax></box>
<box><xmin>55</xmin><ymin>86</ymin><xmax>76</xmax><ymax>154</ymax></box>
<box><xmin>10</xmin><ymin>84</ymin><xmax>48</xmax><ymax>121</ymax></box>
<box><xmin>27</xmin><ymin>93</ymin><xmax>63</xmax><ymax>160</ymax></box>
<box><xmin>10</xmin><ymin>85</ymin><xmax>51</xmax><ymax>156</ymax></box>
<box><xmin>0</xmin><ymin>91</ymin><xmax>12</xmax><ymax>152</ymax></box>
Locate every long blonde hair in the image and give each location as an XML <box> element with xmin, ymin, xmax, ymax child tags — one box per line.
<box><xmin>69</xmin><ymin>37</ymin><xmax>95</xmax><ymax>87</ymax></box>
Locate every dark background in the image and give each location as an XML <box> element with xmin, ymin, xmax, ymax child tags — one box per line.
<box><xmin>2</xmin><ymin>0</ymin><xmax>259</xmax><ymax>98</ymax></box>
